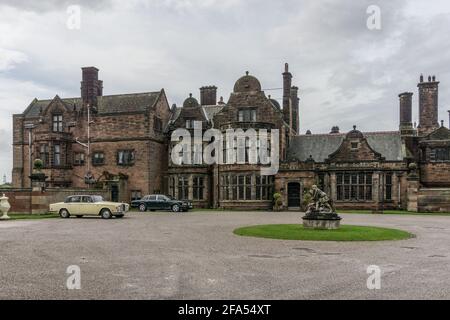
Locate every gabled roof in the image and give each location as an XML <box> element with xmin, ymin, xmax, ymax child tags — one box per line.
<box><xmin>287</xmin><ymin>131</ymin><xmax>404</xmax><ymax>162</ymax></box>
<box><xmin>22</xmin><ymin>91</ymin><xmax>162</xmax><ymax>118</ymax></box>
<box><xmin>169</xmin><ymin>104</ymin><xmax>225</xmax><ymax>125</ymax></box>
<box><xmin>422</xmin><ymin>126</ymin><xmax>450</xmax><ymax>141</ymax></box>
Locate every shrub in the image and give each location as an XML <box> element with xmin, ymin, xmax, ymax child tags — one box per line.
<box><xmin>273</xmin><ymin>192</ymin><xmax>283</xmax><ymax>211</ymax></box>
<box><xmin>33</xmin><ymin>159</ymin><xmax>44</xmax><ymax>172</ymax></box>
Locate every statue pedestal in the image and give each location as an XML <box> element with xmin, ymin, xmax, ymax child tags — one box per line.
<box><xmin>302</xmin><ymin>212</ymin><xmax>342</xmax><ymax>230</ymax></box>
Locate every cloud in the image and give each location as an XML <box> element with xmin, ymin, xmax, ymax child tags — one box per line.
<box><xmin>1</xmin><ymin>0</ymin><xmax>450</xmax><ymax>180</ymax></box>
<box><xmin>0</xmin><ymin>48</ymin><xmax>28</xmax><ymax>71</ymax></box>
<box><xmin>0</xmin><ymin>0</ymin><xmax>111</xmax><ymax>12</ymax></box>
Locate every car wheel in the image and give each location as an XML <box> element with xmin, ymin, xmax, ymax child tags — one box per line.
<box><xmin>172</xmin><ymin>204</ymin><xmax>180</xmax><ymax>213</ymax></box>
<box><xmin>101</xmin><ymin>209</ymin><xmax>112</xmax><ymax>219</ymax></box>
<box><xmin>139</xmin><ymin>204</ymin><xmax>147</xmax><ymax>212</ymax></box>
<box><xmin>76</xmin><ymin>215</ymin><xmax>83</xmax><ymax>218</ymax></box>
<box><xmin>59</xmin><ymin>209</ymin><xmax>70</xmax><ymax>219</ymax></box>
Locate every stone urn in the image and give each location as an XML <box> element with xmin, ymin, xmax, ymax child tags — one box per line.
<box><xmin>0</xmin><ymin>193</ymin><xmax>11</xmax><ymax>220</ymax></box>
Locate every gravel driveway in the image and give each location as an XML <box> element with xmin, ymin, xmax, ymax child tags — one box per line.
<box><xmin>0</xmin><ymin>211</ymin><xmax>449</xmax><ymax>299</ymax></box>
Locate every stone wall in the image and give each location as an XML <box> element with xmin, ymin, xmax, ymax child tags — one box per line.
<box><xmin>417</xmin><ymin>188</ymin><xmax>450</xmax><ymax>212</ymax></box>
<box><xmin>0</xmin><ymin>188</ymin><xmax>110</xmax><ymax>214</ymax></box>
<box><xmin>0</xmin><ymin>188</ymin><xmax>32</xmax><ymax>213</ymax></box>
<box><xmin>420</xmin><ymin>163</ymin><xmax>450</xmax><ymax>187</ymax></box>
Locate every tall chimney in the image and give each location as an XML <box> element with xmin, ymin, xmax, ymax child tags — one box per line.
<box><xmin>81</xmin><ymin>67</ymin><xmax>103</xmax><ymax>107</ymax></box>
<box><xmin>199</xmin><ymin>86</ymin><xmax>217</xmax><ymax>106</ymax></box>
<box><xmin>290</xmin><ymin>86</ymin><xmax>299</xmax><ymax>133</ymax></box>
<box><xmin>282</xmin><ymin>63</ymin><xmax>292</xmax><ymax>126</ymax></box>
<box><xmin>399</xmin><ymin>92</ymin><xmax>414</xmax><ymax>136</ymax></box>
<box><xmin>418</xmin><ymin>74</ymin><xmax>439</xmax><ymax>135</ymax></box>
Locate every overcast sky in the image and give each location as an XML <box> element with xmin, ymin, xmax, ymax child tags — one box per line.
<box><xmin>1</xmin><ymin>0</ymin><xmax>450</xmax><ymax>181</ymax></box>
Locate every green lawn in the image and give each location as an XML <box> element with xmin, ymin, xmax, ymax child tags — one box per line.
<box><xmin>234</xmin><ymin>224</ymin><xmax>413</xmax><ymax>241</ymax></box>
<box><xmin>5</xmin><ymin>213</ymin><xmax>59</xmax><ymax>220</ymax></box>
<box><xmin>338</xmin><ymin>210</ymin><xmax>450</xmax><ymax>216</ymax></box>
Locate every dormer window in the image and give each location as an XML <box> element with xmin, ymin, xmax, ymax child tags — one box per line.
<box><xmin>351</xmin><ymin>142</ymin><xmax>359</xmax><ymax>150</ymax></box>
<box><xmin>430</xmin><ymin>148</ymin><xmax>450</xmax><ymax>161</ymax></box>
<box><xmin>186</xmin><ymin>119</ymin><xmax>195</xmax><ymax>129</ymax></box>
<box><xmin>238</xmin><ymin>109</ymin><xmax>256</xmax><ymax>122</ymax></box>
<box><xmin>52</xmin><ymin>114</ymin><xmax>63</xmax><ymax>132</ymax></box>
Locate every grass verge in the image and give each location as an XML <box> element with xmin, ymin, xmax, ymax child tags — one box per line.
<box><xmin>234</xmin><ymin>224</ymin><xmax>413</xmax><ymax>241</ymax></box>
<box><xmin>338</xmin><ymin>210</ymin><xmax>450</xmax><ymax>216</ymax></box>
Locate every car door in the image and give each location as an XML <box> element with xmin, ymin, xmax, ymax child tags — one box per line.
<box><xmin>147</xmin><ymin>195</ymin><xmax>157</xmax><ymax>210</ymax></box>
<box><xmin>67</xmin><ymin>196</ymin><xmax>82</xmax><ymax>214</ymax></box>
<box><xmin>140</xmin><ymin>195</ymin><xmax>149</xmax><ymax>208</ymax></box>
<box><xmin>160</xmin><ymin>195</ymin><xmax>172</xmax><ymax>210</ymax></box>
<box><xmin>81</xmin><ymin>196</ymin><xmax>94</xmax><ymax>215</ymax></box>
<box><xmin>156</xmin><ymin>195</ymin><xmax>168</xmax><ymax>210</ymax></box>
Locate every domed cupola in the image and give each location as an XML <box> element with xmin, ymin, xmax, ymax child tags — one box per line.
<box><xmin>268</xmin><ymin>95</ymin><xmax>281</xmax><ymax>110</ymax></box>
<box><xmin>183</xmin><ymin>93</ymin><xmax>199</xmax><ymax>108</ymax></box>
<box><xmin>233</xmin><ymin>71</ymin><xmax>262</xmax><ymax>93</ymax></box>
<box><xmin>346</xmin><ymin>125</ymin><xmax>364</xmax><ymax>139</ymax></box>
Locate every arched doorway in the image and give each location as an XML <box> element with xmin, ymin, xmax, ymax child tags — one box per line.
<box><xmin>288</xmin><ymin>182</ymin><xmax>301</xmax><ymax>210</ymax></box>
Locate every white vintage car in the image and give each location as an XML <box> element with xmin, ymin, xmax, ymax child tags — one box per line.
<box><xmin>49</xmin><ymin>195</ymin><xmax>129</xmax><ymax>219</ymax></box>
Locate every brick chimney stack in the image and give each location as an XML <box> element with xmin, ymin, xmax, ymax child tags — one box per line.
<box><xmin>199</xmin><ymin>86</ymin><xmax>217</xmax><ymax>106</ymax></box>
<box><xmin>418</xmin><ymin>74</ymin><xmax>439</xmax><ymax>135</ymax></box>
<box><xmin>81</xmin><ymin>67</ymin><xmax>103</xmax><ymax>107</ymax></box>
<box><xmin>399</xmin><ymin>92</ymin><xmax>414</xmax><ymax>136</ymax></box>
<box><xmin>290</xmin><ymin>86</ymin><xmax>299</xmax><ymax>133</ymax></box>
<box><xmin>282</xmin><ymin>63</ymin><xmax>292</xmax><ymax>127</ymax></box>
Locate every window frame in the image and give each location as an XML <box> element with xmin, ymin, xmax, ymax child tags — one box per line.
<box><xmin>336</xmin><ymin>172</ymin><xmax>373</xmax><ymax>201</ymax></box>
<box><xmin>52</xmin><ymin>114</ymin><xmax>63</xmax><ymax>133</ymax></box>
<box><xmin>74</xmin><ymin>153</ymin><xmax>85</xmax><ymax>166</ymax></box>
<box><xmin>92</xmin><ymin>152</ymin><xmax>105</xmax><ymax>166</ymax></box>
<box><xmin>238</xmin><ymin>108</ymin><xmax>257</xmax><ymax>122</ymax></box>
<box><xmin>117</xmin><ymin>149</ymin><xmax>135</xmax><ymax>166</ymax></box>
<box><xmin>53</xmin><ymin>144</ymin><xmax>61</xmax><ymax>166</ymax></box>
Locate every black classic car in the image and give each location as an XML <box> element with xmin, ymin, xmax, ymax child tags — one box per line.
<box><xmin>131</xmin><ymin>194</ymin><xmax>192</xmax><ymax>212</ymax></box>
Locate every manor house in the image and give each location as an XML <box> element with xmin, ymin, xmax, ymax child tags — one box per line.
<box><xmin>12</xmin><ymin>65</ymin><xmax>450</xmax><ymax>212</ymax></box>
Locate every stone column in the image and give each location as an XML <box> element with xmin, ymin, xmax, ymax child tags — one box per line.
<box><xmin>30</xmin><ymin>172</ymin><xmax>48</xmax><ymax>214</ymax></box>
<box><xmin>174</xmin><ymin>175</ymin><xmax>179</xmax><ymax>199</ymax></box>
<box><xmin>407</xmin><ymin>175</ymin><xmax>420</xmax><ymax>212</ymax></box>
<box><xmin>395</xmin><ymin>173</ymin><xmax>403</xmax><ymax>209</ymax></box>
<box><xmin>324</xmin><ymin>173</ymin><xmax>331</xmax><ymax>196</ymax></box>
<box><xmin>330</xmin><ymin>173</ymin><xmax>337</xmax><ymax>201</ymax></box>
<box><xmin>251</xmin><ymin>173</ymin><xmax>256</xmax><ymax>200</ymax></box>
<box><xmin>372</xmin><ymin>172</ymin><xmax>381</xmax><ymax>213</ymax></box>
<box><xmin>188</xmin><ymin>175</ymin><xmax>193</xmax><ymax>200</ymax></box>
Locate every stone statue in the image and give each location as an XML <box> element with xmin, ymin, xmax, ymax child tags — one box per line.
<box><xmin>303</xmin><ymin>185</ymin><xmax>341</xmax><ymax>229</ymax></box>
<box><xmin>306</xmin><ymin>185</ymin><xmax>334</xmax><ymax>214</ymax></box>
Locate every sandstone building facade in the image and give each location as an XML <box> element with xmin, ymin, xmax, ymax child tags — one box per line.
<box><xmin>12</xmin><ymin>67</ymin><xmax>171</xmax><ymax>202</ymax></box>
<box><xmin>12</xmin><ymin>65</ymin><xmax>450</xmax><ymax>212</ymax></box>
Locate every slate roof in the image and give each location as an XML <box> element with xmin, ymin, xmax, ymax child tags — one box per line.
<box><xmin>22</xmin><ymin>92</ymin><xmax>161</xmax><ymax>118</ymax></box>
<box><xmin>287</xmin><ymin>131</ymin><xmax>404</xmax><ymax>162</ymax></box>
<box><xmin>169</xmin><ymin>105</ymin><xmax>224</xmax><ymax>124</ymax></box>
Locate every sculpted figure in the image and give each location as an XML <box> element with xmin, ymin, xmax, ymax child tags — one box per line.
<box><xmin>306</xmin><ymin>185</ymin><xmax>334</xmax><ymax>214</ymax></box>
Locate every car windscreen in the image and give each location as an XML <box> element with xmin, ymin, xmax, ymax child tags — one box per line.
<box><xmin>91</xmin><ymin>196</ymin><xmax>105</xmax><ymax>202</ymax></box>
